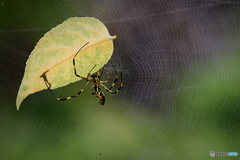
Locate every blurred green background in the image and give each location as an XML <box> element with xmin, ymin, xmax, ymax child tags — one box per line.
<box><xmin>1</xmin><ymin>0</ymin><xmax>240</xmax><ymax>159</ymax></box>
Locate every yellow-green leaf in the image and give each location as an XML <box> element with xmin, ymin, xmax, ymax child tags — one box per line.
<box><xmin>16</xmin><ymin>17</ymin><xmax>117</xmax><ymax>110</ymax></box>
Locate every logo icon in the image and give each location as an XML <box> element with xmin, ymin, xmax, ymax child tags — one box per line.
<box><xmin>210</xmin><ymin>151</ymin><xmax>215</xmax><ymax>157</ymax></box>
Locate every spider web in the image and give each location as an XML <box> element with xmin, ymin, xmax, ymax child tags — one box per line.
<box><xmin>1</xmin><ymin>0</ymin><xmax>240</xmax><ymax>159</ymax></box>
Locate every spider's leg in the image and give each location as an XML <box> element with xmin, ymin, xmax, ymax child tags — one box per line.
<box><xmin>109</xmin><ymin>72</ymin><xmax>120</xmax><ymax>90</ymax></box>
<box><xmin>45</xmin><ymin>79</ymin><xmax>90</xmax><ymax>101</ymax></box>
<box><xmin>105</xmin><ymin>71</ymin><xmax>111</xmax><ymax>82</ymax></box>
<box><xmin>58</xmin><ymin>81</ymin><xmax>90</xmax><ymax>101</ymax></box>
<box><xmin>72</xmin><ymin>42</ymin><xmax>89</xmax><ymax>79</ymax></box>
<box><xmin>40</xmin><ymin>70</ymin><xmax>51</xmax><ymax>88</ymax></box>
<box><xmin>108</xmin><ymin>62</ymin><xmax>119</xmax><ymax>90</ymax></box>
<box><xmin>88</xmin><ymin>64</ymin><xmax>97</xmax><ymax>75</ymax></box>
<box><xmin>98</xmin><ymin>67</ymin><xmax>104</xmax><ymax>78</ymax></box>
<box><xmin>100</xmin><ymin>72</ymin><xmax>123</xmax><ymax>94</ymax></box>
<box><xmin>40</xmin><ymin>70</ymin><xmax>90</xmax><ymax>101</ymax></box>
<box><xmin>92</xmin><ymin>84</ymin><xmax>97</xmax><ymax>95</ymax></box>
<box><xmin>99</xmin><ymin>69</ymin><xmax>111</xmax><ymax>83</ymax></box>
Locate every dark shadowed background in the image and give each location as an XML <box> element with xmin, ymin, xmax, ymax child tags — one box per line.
<box><xmin>1</xmin><ymin>0</ymin><xmax>240</xmax><ymax>159</ymax></box>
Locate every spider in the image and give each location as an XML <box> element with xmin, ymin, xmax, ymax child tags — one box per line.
<box><xmin>40</xmin><ymin>42</ymin><xmax>123</xmax><ymax>105</ymax></box>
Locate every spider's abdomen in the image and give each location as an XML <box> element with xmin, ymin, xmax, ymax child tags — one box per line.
<box><xmin>97</xmin><ymin>94</ymin><xmax>105</xmax><ymax>105</ymax></box>
<box><xmin>92</xmin><ymin>86</ymin><xmax>105</xmax><ymax>105</ymax></box>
